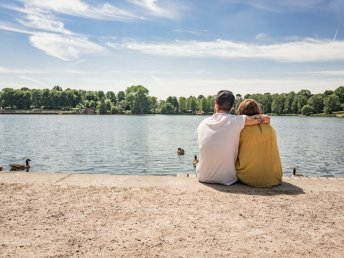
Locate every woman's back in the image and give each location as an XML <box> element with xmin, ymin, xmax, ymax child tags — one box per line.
<box><xmin>236</xmin><ymin>124</ymin><xmax>282</xmax><ymax>187</ymax></box>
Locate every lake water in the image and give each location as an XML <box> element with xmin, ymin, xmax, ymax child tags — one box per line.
<box><xmin>0</xmin><ymin>115</ymin><xmax>343</xmax><ymax>177</ymax></box>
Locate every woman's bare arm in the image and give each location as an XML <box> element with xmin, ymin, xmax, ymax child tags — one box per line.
<box><xmin>245</xmin><ymin>115</ymin><xmax>270</xmax><ymax>126</ymax></box>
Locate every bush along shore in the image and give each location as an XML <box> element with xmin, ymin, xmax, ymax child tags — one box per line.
<box><xmin>0</xmin><ymin>85</ymin><xmax>343</xmax><ymax>116</ymax></box>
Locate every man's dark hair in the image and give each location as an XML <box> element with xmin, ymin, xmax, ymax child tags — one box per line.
<box><xmin>215</xmin><ymin>90</ymin><xmax>235</xmax><ymax>112</ymax></box>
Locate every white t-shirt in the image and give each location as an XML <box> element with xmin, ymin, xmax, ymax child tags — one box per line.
<box><xmin>196</xmin><ymin>113</ymin><xmax>246</xmax><ymax>185</ymax></box>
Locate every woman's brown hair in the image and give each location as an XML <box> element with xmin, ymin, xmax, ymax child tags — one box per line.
<box><xmin>237</xmin><ymin>99</ymin><xmax>262</xmax><ymax>116</ymax></box>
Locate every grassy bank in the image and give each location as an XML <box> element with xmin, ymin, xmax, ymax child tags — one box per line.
<box><xmin>0</xmin><ymin>109</ymin><xmax>77</xmax><ymax>115</ymax></box>
<box><xmin>267</xmin><ymin>111</ymin><xmax>344</xmax><ymax>118</ymax></box>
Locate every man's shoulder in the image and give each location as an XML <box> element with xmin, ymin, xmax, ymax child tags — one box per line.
<box><xmin>199</xmin><ymin>115</ymin><xmax>213</xmax><ymax>125</ymax></box>
<box><xmin>199</xmin><ymin>114</ymin><xmax>245</xmax><ymax>125</ymax></box>
<box><xmin>228</xmin><ymin>114</ymin><xmax>246</xmax><ymax>124</ymax></box>
<box><xmin>228</xmin><ymin>114</ymin><xmax>244</xmax><ymax>119</ymax></box>
<box><xmin>197</xmin><ymin>116</ymin><xmax>212</xmax><ymax>133</ymax></box>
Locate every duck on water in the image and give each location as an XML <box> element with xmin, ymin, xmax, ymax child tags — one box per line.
<box><xmin>192</xmin><ymin>155</ymin><xmax>199</xmax><ymax>168</ymax></box>
<box><xmin>292</xmin><ymin>168</ymin><xmax>304</xmax><ymax>177</ymax></box>
<box><xmin>177</xmin><ymin>147</ymin><xmax>185</xmax><ymax>156</ymax></box>
<box><xmin>10</xmin><ymin>159</ymin><xmax>31</xmax><ymax>172</ymax></box>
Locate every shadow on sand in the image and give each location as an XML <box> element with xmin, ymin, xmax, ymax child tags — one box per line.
<box><xmin>201</xmin><ymin>181</ymin><xmax>305</xmax><ymax>196</ymax></box>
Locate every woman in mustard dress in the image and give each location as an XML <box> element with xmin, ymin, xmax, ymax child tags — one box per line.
<box><xmin>236</xmin><ymin>99</ymin><xmax>282</xmax><ymax>187</ymax></box>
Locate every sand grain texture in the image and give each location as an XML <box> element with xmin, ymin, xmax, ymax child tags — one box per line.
<box><xmin>0</xmin><ymin>173</ymin><xmax>343</xmax><ymax>257</ymax></box>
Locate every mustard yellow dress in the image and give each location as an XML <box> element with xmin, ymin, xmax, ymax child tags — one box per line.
<box><xmin>236</xmin><ymin>124</ymin><xmax>283</xmax><ymax>188</ymax></box>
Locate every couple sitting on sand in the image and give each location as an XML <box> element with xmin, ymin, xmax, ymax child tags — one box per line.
<box><xmin>196</xmin><ymin>90</ymin><xmax>282</xmax><ymax>187</ymax></box>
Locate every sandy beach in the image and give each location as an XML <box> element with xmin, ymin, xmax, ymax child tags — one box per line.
<box><xmin>0</xmin><ymin>172</ymin><xmax>343</xmax><ymax>257</ymax></box>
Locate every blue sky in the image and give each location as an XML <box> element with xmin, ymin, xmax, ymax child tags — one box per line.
<box><xmin>0</xmin><ymin>0</ymin><xmax>343</xmax><ymax>99</ymax></box>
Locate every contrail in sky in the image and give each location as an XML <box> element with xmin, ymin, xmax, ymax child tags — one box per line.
<box><xmin>19</xmin><ymin>75</ymin><xmax>48</xmax><ymax>87</ymax></box>
<box><xmin>333</xmin><ymin>25</ymin><xmax>340</xmax><ymax>41</ymax></box>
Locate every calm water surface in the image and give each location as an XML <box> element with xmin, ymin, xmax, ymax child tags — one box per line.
<box><xmin>0</xmin><ymin>115</ymin><xmax>343</xmax><ymax>177</ymax></box>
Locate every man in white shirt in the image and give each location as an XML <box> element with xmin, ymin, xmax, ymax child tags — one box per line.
<box><xmin>196</xmin><ymin>90</ymin><xmax>270</xmax><ymax>185</ymax></box>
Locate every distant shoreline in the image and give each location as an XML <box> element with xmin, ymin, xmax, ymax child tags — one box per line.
<box><xmin>0</xmin><ymin>110</ymin><xmax>76</xmax><ymax>115</ymax></box>
<box><xmin>0</xmin><ymin>110</ymin><xmax>197</xmax><ymax>115</ymax></box>
<box><xmin>0</xmin><ymin>109</ymin><xmax>343</xmax><ymax>117</ymax></box>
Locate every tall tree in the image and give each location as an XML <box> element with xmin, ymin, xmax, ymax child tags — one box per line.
<box><xmin>15</xmin><ymin>89</ymin><xmax>31</xmax><ymax>109</ymax></box>
<box><xmin>125</xmin><ymin>85</ymin><xmax>150</xmax><ymax>114</ymax></box>
<box><xmin>85</xmin><ymin>91</ymin><xmax>98</xmax><ymax>102</ymax></box>
<box><xmin>187</xmin><ymin>96</ymin><xmax>197</xmax><ymax>112</ymax></box>
<box><xmin>89</xmin><ymin>100</ymin><xmax>97</xmax><ymax>109</ymax></box>
<box><xmin>159</xmin><ymin>101</ymin><xmax>175</xmax><ymax>114</ymax></box>
<box><xmin>301</xmin><ymin>105</ymin><xmax>313</xmax><ymax>116</ymax></box>
<box><xmin>148</xmin><ymin>96</ymin><xmax>158</xmax><ymax>113</ymax></box>
<box><xmin>166</xmin><ymin>96</ymin><xmax>179</xmax><ymax>113</ymax></box>
<box><xmin>295</xmin><ymin>95</ymin><xmax>308</xmax><ymax>113</ymax></box>
<box><xmin>298</xmin><ymin>89</ymin><xmax>312</xmax><ymax>99</ymax></box>
<box><xmin>206</xmin><ymin>95</ymin><xmax>215</xmax><ymax>113</ymax></box>
<box><xmin>1</xmin><ymin>88</ymin><xmax>16</xmax><ymax>108</ymax></box>
<box><xmin>271</xmin><ymin>94</ymin><xmax>286</xmax><ymax>114</ymax></box>
<box><xmin>97</xmin><ymin>91</ymin><xmax>105</xmax><ymax>100</ymax></box>
<box><xmin>64</xmin><ymin>89</ymin><xmax>77</xmax><ymax>108</ymax></box>
<box><xmin>50</xmin><ymin>89</ymin><xmax>62</xmax><ymax>109</ymax></box>
<box><xmin>334</xmin><ymin>86</ymin><xmax>344</xmax><ymax>103</ymax></box>
<box><xmin>324</xmin><ymin>94</ymin><xmax>341</xmax><ymax>114</ymax></box>
<box><xmin>234</xmin><ymin>94</ymin><xmax>243</xmax><ymax>111</ymax></box>
<box><xmin>308</xmin><ymin>94</ymin><xmax>323</xmax><ymax>113</ymax></box>
<box><xmin>117</xmin><ymin>91</ymin><xmax>125</xmax><ymax>102</ymax></box>
<box><xmin>106</xmin><ymin>91</ymin><xmax>117</xmax><ymax>104</ymax></box>
<box><xmin>178</xmin><ymin>97</ymin><xmax>187</xmax><ymax>112</ymax></box>
<box><xmin>41</xmin><ymin>89</ymin><xmax>51</xmax><ymax>109</ymax></box>
<box><xmin>97</xmin><ymin>99</ymin><xmax>108</xmax><ymax>114</ymax></box>
<box><xmin>323</xmin><ymin>90</ymin><xmax>334</xmax><ymax>97</ymax></box>
<box><xmin>53</xmin><ymin>85</ymin><xmax>63</xmax><ymax>91</ymax></box>
<box><xmin>0</xmin><ymin>91</ymin><xmax>3</xmax><ymax>108</ymax></box>
<box><xmin>284</xmin><ymin>92</ymin><xmax>296</xmax><ymax>114</ymax></box>
<box><xmin>199</xmin><ymin>97</ymin><xmax>208</xmax><ymax>113</ymax></box>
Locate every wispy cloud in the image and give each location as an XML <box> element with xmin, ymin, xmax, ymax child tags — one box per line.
<box><xmin>19</xmin><ymin>75</ymin><xmax>49</xmax><ymax>87</ymax></box>
<box><xmin>16</xmin><ymin>5</ymin><xmax>73</xmax><ymax>35</ymax></box>
<box><xmin>174</xmin><ymin>28</ymin><xmax>207</xmax><ymax>36</ymax></box>
<box><xmin>0</xmin><ymin>66</ymin><xmax>97</xmax><ymax>75</ymax></box>
<box><xmin>30</xmin><ymin>32</ymin><xmax>105</xmax><ymax>61</ymax></box>
<box><xmin>3</xmin><ymin>0</ymin><xmax>185</xmax><ymax>22</ymax></box>
<box><xmin>108</xmin><ymin>38</ymin><xmax>344</xmax><ymax>62</ymax></box>
<box><xmin>16</xmin><ymin>0</ymin><xmax>140</xmax><ymax>21</ymax></box>
<box><xmin>225</xmin><ymin>0</ymin><xmax>277</xmax><ymax>12</ymax></box>
<box><xmin>256</xmin><ymin>33</ymin><xmax>267</xmax><ymax>40</ymax></box>
<box><xmin>130</xmin><ymin>0</ymin><xmax>181</xmax><ymax>19</ymax></box>
<box><xmin>278</xmin><ymin>0</ymin><xmax>325</xmax><ymax>9</ymax></box>
<box><xmin>2</xmin><ymin>3</ymin><xmax>74</xmax><ymax>35</ymax></box>
<box><xmin>225</xmin><ymin>0</ymin><xmax>332</xmax><ymax>12</ymax></box>
<box><xmin>0</xmin><ymin>66</ymin><xmax>47</xmax><ymax>74</ymax></box>
<box><xmin>0</xmin><ymin>1</ymin><xmax>112</xmax><ymax>61</ymax></box>
<box><xmin>0</xmin><ymin>22</ymin><xmax>104</xmax><ymax>61</ymax></box>
<box><xmin>0</xmin><ymin>22</ymin><xmax>32</xmax><ymax>34</ymax></box>
<box><xmin>307</xmin><ymin>70</ymin><xmax>344</xmax><ymax>76</ymax></box>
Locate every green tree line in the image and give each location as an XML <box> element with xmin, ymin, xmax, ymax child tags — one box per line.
<box><xmin>0</xmin><ymin>85</ymin><xmax>343</xmax><ymax>115</ymax></box>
